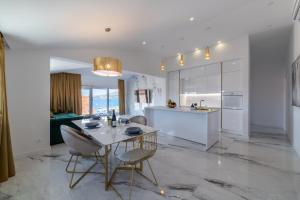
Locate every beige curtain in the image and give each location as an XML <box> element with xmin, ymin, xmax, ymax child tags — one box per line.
<box><xmin>118</xmin><ymin>79</ymin><xmax>125</xmax><ymax>115</ymax></box>
<box><xmin>50</xmin><ymin>73</ymin><xmax>82</xmax><ymax>115</ymax></box>
<box><xmin>0</xmin><ymin>34</ymin><xmax>15</xmax><ymax>183</ymax></box>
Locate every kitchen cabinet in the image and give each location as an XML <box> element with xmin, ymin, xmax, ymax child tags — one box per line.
<box><xmin>222</xmin><ymin>60</ymin><xmax>243</xmax><ymax>92</ymax></box>
<box><xmin>179</xmin><ymin>63</ymin><xmax>221</xmax><ymax>94</ymax></box>
<box><xmin>222</xmin><ymin>109</ymin><xmax>243</xmax><ymax>134</ymax></box>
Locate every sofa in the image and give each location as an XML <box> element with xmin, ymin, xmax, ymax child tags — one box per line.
<box><xmin>50</xmin><ymin>113</ymin><xmax>83</xmax><ymax>145</ymax></box>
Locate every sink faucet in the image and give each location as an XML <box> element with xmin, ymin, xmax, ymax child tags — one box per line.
<box><xmin>200</xmin><ymin>100</ymin><xmax>205</xmax><ymax>108</ymax></box>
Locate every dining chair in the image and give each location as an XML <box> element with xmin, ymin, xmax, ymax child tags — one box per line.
<box><xmin>112</xmin><ymin>132</ymin><xmax>158</xmax><ymax>200</ymax></box>
<box><xmin>114</xmin><ymin>116</ymin><xmax>147</xmax><ymax>155</ymax></box>
<box><xmin>60</xmin><ymin>125</ymin><xmax>104</xmax><ymax>188</ymax></box>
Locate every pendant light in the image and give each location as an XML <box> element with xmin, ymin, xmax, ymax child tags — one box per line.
<box><xmin>160</xmin><ymin>61</ymin><xmax>166</xmax><ymax>71</ymax></box>
<box><xmin>179</xmin><ymin>54</ymin><xmax>184</xmax><ymax>66</ymax></box>
<box><xmin>204</xmin><ymin>47</ymin><xmax>211</xmax><ymax>60</ymax></box>
<box><xmin>93</xmin><ymin>57</ymin><xmax>122</xmax><ymax>77</ymax></box>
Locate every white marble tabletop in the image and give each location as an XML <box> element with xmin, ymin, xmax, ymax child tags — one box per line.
<box><xmin>72</xmin><ymin>119</ymin><xmax>158</xmax><ymax>146</ymax></box>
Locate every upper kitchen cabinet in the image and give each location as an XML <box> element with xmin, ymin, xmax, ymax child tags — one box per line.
<box><xmin>222</xmin><ymin>60</ymin><xmax>243</xmax><ymax>92</ymax></box>
<box><xmin>205</xmin><ymin>63</ymin><xmax>221</xmax><ymax>93</ymax></box>
<box><xmin>180</xmin><ymin>63</ymin><xmax>221</xmax><ymax>94</ymax></box>
<box><xmin>167</xmin><ymin>71</ymin><xmax>180</xmax><ymax>104</ymax></box>
<box><xmin>180</xmin><ymin>66</ymin><xmax>206</xmax><ymax>94</ymax></box>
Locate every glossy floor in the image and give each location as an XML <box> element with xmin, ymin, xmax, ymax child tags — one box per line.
<box><xmin>1</xmin><ymin>132</ymin><xmax>300</xmax><ymax>200</ymax></box>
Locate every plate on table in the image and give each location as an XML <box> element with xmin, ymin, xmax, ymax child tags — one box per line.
<box><xmin>125</xmin><ymin>127</ymin><xmax>143</xmax><ymax>135</ymax></box>
<box><xmin>85</xmin><ymin>121</ymin><xmax>100</xmax><ymax>129</ymax></box>
<box><xmin>91</xmin><ymin>115</ymin><xmax>101</xmax><ymax>120</ymax></box>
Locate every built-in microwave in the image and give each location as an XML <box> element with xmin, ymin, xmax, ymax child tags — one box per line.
<box><xmin>222</xmin><ymin>91</ymin><xmax>243</xmax><ymax>110</ymax></box>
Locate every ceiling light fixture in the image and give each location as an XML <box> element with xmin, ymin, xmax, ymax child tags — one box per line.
<box><xmin>160</xmin><ymin>61</ymin><xmax>166</xmax><ymax>71</ymax></box>
<box><xmin>194</xmin><ymin>48</ymin><xmax>201</xmax><ymax>55</ymax></box>
<box><xmin>93</xmin><ymin>57</ymin><xmax>122</xmax><ymax>77</ymax></box>
<box><xmin>142</xmin><ymin>41</ymin><xmax>147</xmax><ymax>45</ymax></box>
<box><xmin>179</xmin><ymin>54</ymin><xmax>184</xmax><ymax>66</ymax></box>
<box><xmin>189</xmin><ymin>17</ymin><xmax>195</xmax><ymax>21</ymax></box>
<box><xmin>217</xmin><ymin>41</ymin><xmax>222</xmax><ymax>44</ymax></box>
<box><xmin>204</xmin><ymin>47</ymin><xmax>211</xmax><ymax>60</ymax></box>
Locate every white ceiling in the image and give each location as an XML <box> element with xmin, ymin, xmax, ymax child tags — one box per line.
<box><xmin>0</xmin><ymin>0</ymin><xmax>295</xmax><ymax>57</ymax></box>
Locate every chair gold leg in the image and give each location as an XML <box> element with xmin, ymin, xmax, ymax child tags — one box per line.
<box><xmin>68</xmin><ymin>156</ymin><xmax>99</xmax><ymax>189</ymax></box>
<box><xmin>69</xmin><ymin>156</ymin><xmax>79</xmax><ymax>188</ymax></box>
<box><xmin>66</xmin><ymin>153</ymin><xmax>103</xmax><ymax>174</ymax></box>
<box><xmin>65</xmin><ymin>155</ymin><xmax>73</xmax><ymax>172</ymax></box>
<box><xmin>129</xmin><ymin>165</ymin><xmax>134</xmax><ymax>200</ymax></box>
<box><xmin>146</xmin><ymin>160</ymin><xmax>158</xmax><ymax>186</ymax></box>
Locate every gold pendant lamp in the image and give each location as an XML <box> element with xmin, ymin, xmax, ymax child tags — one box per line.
<box><xmin>160</xmin><ymin>60</ymin><xmax>166</xmax><ymax>71</ymax></box>
<box><xmin>93</xmin><ymin>57</ymin><xmax>122</xmax><ymax>77</ymax></box>
<box><xmin>179</xmin><ymin>54</ymin><xmax>184</xmax><ymax>66</ymax></box>
<box><xmin>204</xmin><ymin>47</ymin><xmax>211</xmax><ymax>60</ymax></box>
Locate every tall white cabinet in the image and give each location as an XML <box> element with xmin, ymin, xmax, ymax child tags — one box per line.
<box><xmin>222</xmin><ymin>60</ymin><xmax>243</xmax><ymax>92</ymax></box>
<box><xmin>222</xmin><ymin>59</ymin><xmax>245</xmax><ymax>135</ymax></box>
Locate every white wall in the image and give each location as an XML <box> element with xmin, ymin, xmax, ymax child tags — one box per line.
<box><xmin>288</xmin><ymin>22</ymin><xmax>300</xmax><ymax>157</ymax></box>
<box><xmin>126</xmin><ymin>74</ymin><xmax>166</xmax><ymax>115</ymax></box>
<box><xmin>6</xmin><ymin>51</ymin><xmax>50</xmax><ymax>156</ymax></box>
<box><xmin>250</xmin><ymin>28</ymin><xmax>290</xmax><ymax>135</ymax></box>
<box><xmin>250</xmin><ymin>60</ymin><xmax>287</xmax><ymax>134</ymax></box>
<box><xmin>164</xmin><ymin>35</ymin><xmax>250</xmax><ymax>138</ymax></box>
<box><xmin>5</xmin><ymin>47</ymin><xmax>161</xmax><ymax>157</ymax></box>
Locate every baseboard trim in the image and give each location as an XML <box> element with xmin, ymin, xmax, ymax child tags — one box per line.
<box><xmin>250</xmin><ymin>124</ymin><xmax>286</xmax><ymax>135</ymax></box>
<box><xmin>221</xmin><ymin>131</ymin><xmax>249</xmax><ymax>141</ymax></box>
<box><xmin>14</xmin><ymin>146</ymin><xmax>52</xmax><ymax>159</ymax></box>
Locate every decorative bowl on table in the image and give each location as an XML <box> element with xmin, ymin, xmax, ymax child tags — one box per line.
<box><xmin>125</xmin><ymin>127</ymin><xmax>142</xmax><ymax>135</ymax></box>
<box><xmin>91</xmin><ymin>115</ymin><xmax>101</xmax><ymax>120</ymax></box>
<box><xmin>85</xmin><ymin>121</ymin><xmax>100</xmax><ymax>129</ymax></box>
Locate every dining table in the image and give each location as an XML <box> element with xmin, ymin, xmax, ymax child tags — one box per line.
<box><xmin>72</xmin><ymin>118</ymin><xmax>158</xmax><ymax>192</ymax></box>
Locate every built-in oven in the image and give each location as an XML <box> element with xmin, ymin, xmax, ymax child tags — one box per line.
<box><xmin>222</xmin><ymin>91</ymin><xmax>243</xmax><ymax>110</ymax></box>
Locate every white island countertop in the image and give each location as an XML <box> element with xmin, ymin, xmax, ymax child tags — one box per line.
<box><xmin>144</xmin><ymin>106</ymin><xmax>219</xmax><ymax>114</ymax></box>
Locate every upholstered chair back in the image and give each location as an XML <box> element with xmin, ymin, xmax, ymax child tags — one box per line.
<box><xmin>60</xmin><ymin>125</ymin><xmax>100</xmax><ymax>155</ymax></box>
<box><xmin>129</xmin><ymin>115</ymin><xmax>147</xmax><ymax>126</ymax></box>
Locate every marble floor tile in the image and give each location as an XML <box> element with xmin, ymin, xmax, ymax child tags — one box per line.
<box><xmin>1</xmin><ymin>132</ymin><xmax>300</xmax><ymax>200</ymax></box>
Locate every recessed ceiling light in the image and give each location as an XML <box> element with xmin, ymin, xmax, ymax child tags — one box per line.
<box><xmin>189</xmin><ymin>17</ymin><xmax>194</xmax><ymax>21</ymax></box>
<box><xmin>105</xmin><ymin>27</ymin><xmax>111</xmax><ymax>32</ymax></box>
<box><xmin>142</xmin><ymin>41</ymin><xmax>147</xmax><ymax>45</ymax></box>
<box><xmin>217</xmin><ymin>41</ymin><xmax>222</xmax><ymax>44</ymax></box>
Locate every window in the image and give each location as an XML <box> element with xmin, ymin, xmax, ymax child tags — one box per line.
<box><xmin>109</xmin><ymin>89</ymin><xmax>119</xmax><ymax>114</ymax></box>
<box><xmin>81</xmin><ymin>87</ymin><xmax>119</xmax><ymax>116</ymax></box>
<box><xmin>81</xmin><ymin>88</ymin><xmax>90</xmax><ymax>115</ymax></box>
<box><xmin>92</xmin><ymin>89</ymin><xmax>108</xmax><ymax>115</ymax></box>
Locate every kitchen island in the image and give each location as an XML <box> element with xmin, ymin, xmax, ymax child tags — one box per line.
<box><xmin>144</xmin><ymin>106</ymin><xmax>220</xmax><ymax>150</ymax></box>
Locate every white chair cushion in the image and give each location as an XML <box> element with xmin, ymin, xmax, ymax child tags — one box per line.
<box><xmin>117</xmin><ymin>148</ymin><xmax>155</xmax><ymax>164</ymax></box>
